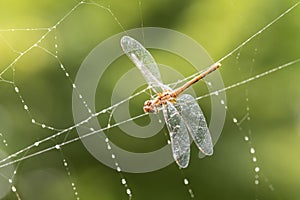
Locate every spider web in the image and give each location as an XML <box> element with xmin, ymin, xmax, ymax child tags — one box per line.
<box><xmin>0</xmin><ymin>0</ymin><xmax>300</xmax><ymax>199</ymax></box>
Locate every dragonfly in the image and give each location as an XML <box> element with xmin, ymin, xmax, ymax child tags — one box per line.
<box><xmin>120</xmin><ymin>35</ymin><xmax>221</xmax><ymax>168</ymax></box>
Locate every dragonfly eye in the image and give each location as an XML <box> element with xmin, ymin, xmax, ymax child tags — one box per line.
<box><xmin>143</xmin><ymin>100</ymin><xmax>156</xmax><ymax>113</ymax></box>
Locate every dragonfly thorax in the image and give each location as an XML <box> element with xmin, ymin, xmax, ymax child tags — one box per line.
<box><xmin>143</xmin><ymin>91</ymin><xmax>176</xmax><ymax>113</ymax></box>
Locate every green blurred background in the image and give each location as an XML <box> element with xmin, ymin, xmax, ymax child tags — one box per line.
<box><xmin>0</xmin><ymin>0</ymin><xmax>299</xmax><ymax>199</ymax></box>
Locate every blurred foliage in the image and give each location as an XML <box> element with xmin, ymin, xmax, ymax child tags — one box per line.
<box><xmin>0</xmin><ymin>0</ymin><xmax>300</xmax><ymax>200</ymax></box>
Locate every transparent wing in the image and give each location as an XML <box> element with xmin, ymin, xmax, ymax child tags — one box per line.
<box><xmin>120</xmin><ymin>36</ymin><xmax>170</xmax><ymax>93</ymax></box>
<box><xmin>176</xmin><ymin>94</ymin><xmax>213</xmax><ymax>155</ymax></box>
<box><xmin>163</xmin><ymin>101</ymin><xmax>190</xmax><ymax>168</ymax></box>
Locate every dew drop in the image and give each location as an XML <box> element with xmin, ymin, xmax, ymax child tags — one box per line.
<box><xmin>32</xmin><ymin>119</ymin><xmax>36</xmax><ymax>124</ymax></box>
<box><xmin>207</xmin><ymin>81</ymin><xmax>212</xmax><ymax>86</ymax></box>
<box><xmin>8</xmin><ymin>179</ymin><xmax>12</xmax><ymax>183</ymax></box>
<box><xmin>72</xmin><ymin>84</ymin><xmax>76</xmax><ymax>89</ymax></box>
<box><xmin>42</xmin><ymin>124</ymin><xmax>46</xmax><ymax>128</ymax></box>
<box><xmin>220</xmin><ymin>100</ymin><xmax>225</xmax><ymax>105</ymax></box>
<box><xmin>14</xmin><ymin>87</ymin><xmax>19</xmax><ymax>93</ymax></box>
<box><xmin>24</xmin><ymin>105</ymin><xmax>28</xmax><ymax>110</ymax></box>
<box><xmin>253</xmin><ymin>157</ymin><xmax>257</xmax><ymax>162</ymax></box>
<box><xmin>105</xmin><ymin>138</ymin><xmax>109</xmax><ymax>143</ymax></box>
<box><xmin>254</xmin><ymin>180</ymin><xmax>259</xmax><ymax>185</ymax></box>
<box><xmin>250</xmin><ymin>147</ymin><xmax>255</xmax><ymax>154</ymax></box>
<box><xmin>107</xmin><ymin>143</ymin><xmax>111</xmax><ymax>150</ymax></box>
<box><xmin>188</xmin><ymin>189</ymin><xmax>195</xmax><ymax>198</ymax></box>
<box><xmin>34</xmin><ymin>142</ymin><xmax>40</xmax><ymax>146</ymax></box>
<box><xmin>126</xmin><ymin>188</ymin><xmax>131</xmax><ymax>195</ymax></box>
<box><xmin>233</xmin><ymin>118</ymin><xmax>238</xmax><ymax>123</ymax></box>
<box><xmin>244</xmin><ymin>136</ymin><xmax>249</xmax><ymax>141</ymax></box>
<box><xmin>158</xmin><ymin>119</ymin><xmax>162</xmax><ymax>123</ymax></box>
<box><xmin>90</xmin><ymin>128</ymin><xmax>94</xmax><ymax>131</ymax></box>
<box><xmin>65</xmin><ymin>72</ymin><xmax>69</xmax><ymax>77</ymax></box>
<box><xmin>255</xmin><ymin>167</ymin><xmax>260</xmax><ymax>172</ymax></box>
<box><xmin>116</xmin><ymin>167</ymin><xmax>121</xmax><ymax>172</ymax></box>
<box><xmin>183</xmin><ymin>178</ymin><xmax>189</xmax><ymax>185</ymax></box>
<box><xmin>121</xmin><ymin>178</ymin><xmax>126</xmax><ymax>185</ymax></box>
<box><xmin>167</xmin><ymin>140</ymin><xmax>171</xmax><ymax>144</ymax></box>
<box><xmin>55</xmin><ymin>145</ymin><xmax>60</xmax><ymax>149</ymax></box>
<box><xmin>11</xmin><ymin>186</ymin><xmax>16</xmax><ymax>192</ymax></box>
<box><xmin>112</xmin><ymin>154</ymin><xmax>116</xmax><ymax>159</ymax></box>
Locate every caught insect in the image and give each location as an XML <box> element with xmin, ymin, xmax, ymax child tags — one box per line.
<box><xmin>121</xmin><ymin>36</ymin><xmax>221</xmax><ymax>168</ymax></box>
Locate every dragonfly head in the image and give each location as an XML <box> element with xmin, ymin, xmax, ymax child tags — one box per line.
<box><xmin>143</xmin><ymin>100</ymin><xmax>157</xmax><ymax>113</ymax></box>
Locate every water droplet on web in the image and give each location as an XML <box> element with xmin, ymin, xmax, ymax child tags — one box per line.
<box><xmin>254</xmin><ymin>180</ymin><xmax>259</xmax><ymax>185</ymax></box>
<box><xmin>220</xmin><ymin>100</ymin><xmax>225</xmax><ymax>104</ymax></box>
<box><xmin>34</xmin><ymin>141</ymin><xmax>40</xmax><ymax>146</ymax></box>
<box><xmin>72</xmin><ymin>84</ymin><xmax>76</xmax><ymax>89</ymax></box>
<box><xmin>55</xmin><ymin>145</ymin><xmax>60</xmax><ymax>149</ymax></box>
<box><xmin>116</xmin><ymin>167</ymin><xmax>121</xmax><ymax>172</ymax></box>
<box><xmin>14</xmin><ymin>87</ymin><xmax>19</xmax><ymax>93</ymax></box>
<box><xmin>207</xmin><ymin>81</ymin><xmax>212</xmax><ymax>86</ymax></box>
<box><xmin>244</xmin><ymin>136</ymin><xmax>249</xmax><ymax>141</ymax></box>
<box><xmin>90</xmin><ymin>128</ymin><xmax>94</xmax><ymax>131</ymax></box>
<box><xmin>105</xmin><ymin>138</ymin><xmax>109</xmax><ymax>143</ymax></box>
<box><xmin>126</xmin><ymin>188</ymin><xmax>131</xmax><ymax>195</ymax></box>
<box><xmin>255</xmin><ymin>167</ymin><xmax>260</xmax><ymax>172</ymax></box>
<box><xmin>42</xmin><ymin>124</ymin><xmax>46</xmax><ymax>128</ymax></box>
<box><xmin>121</xmin><ymin>178</ymin><xmax>126</xmax><ymax>185</ymax></box>
<box><xmin>250</xmin><ymin>147</ymin><xmax>255</xmax><ymax>154</ymax></box>
<box><xmin>183</xmin><ymin>178</ymin><xmax>189</xmax><ymax>185</ymax></box>
<box><xmin>31</xmin><ymin>119</ymin><xmax>36</xmax><ymax>124</ymax></box>
<box><xmin>188</xmin><ymin>189</ymin><xmax>195</xmax><ymax>198</ymax></box>
<box><xmin>24</xmin><ymin>105</ymin><xmax>28</xmax><ymax>110</ymax></box>
<box><xmin>167</xmin><ymin>140</ymin><xmax>171</xmax><ymax>144</ymax></box>
<box><xmin>158</xmin><ymin>119</ymin><xmax>162</xmax><ymax>123</ymax></box>
<box><xmin>112</xmin><ymin>154</ymin><xmax>115</xmax><ymax>159</ymax></box>
<box><xmin>11</xmin><ymin>186</ymin><xmax>16</xmax><ymax>192</ymax></box>
<box><xmin>64</xmin><ymin>160</ymin><xmax>68</xmax><ymax>167</ymax></box>
<box><xmin>8</xmin><ymin>179</ymin><xmax>12</xmax><ymax>183</ymax></box>
<box><xmin>233</xmin><ymin>118</ymin><xmax>238</xmax><ymax>123</ymax></box>
<box><xmin>253</xmin><ymin>157</ymin><xmax>257</xmax><ymax>162</ymax></box>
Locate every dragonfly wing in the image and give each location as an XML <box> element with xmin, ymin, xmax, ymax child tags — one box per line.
<box><xmin>176</xmin><ymin>94</ymin><xmax>213</xmax><ymax>155</ymax></box>
<box><xmin>163</xmin><ymin>101</ymin><xmax>190</xmax><ymax>168</ymax></box>
<box><xmin>120</xmin><ymin>36</ymin><xmax>170</xmax><ymax>93</ymax></box>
